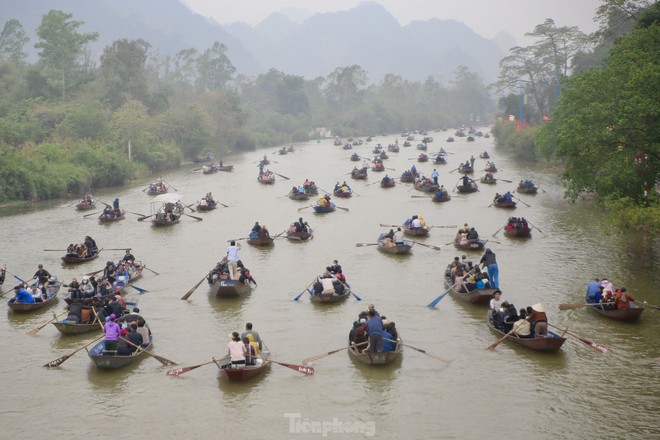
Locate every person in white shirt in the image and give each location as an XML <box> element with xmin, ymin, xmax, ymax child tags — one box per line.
<box><xmin>223</xmin><ymin>332</ymin><xmax>246</xmax><ymax>368</ymax></box>
<box><xmin>489</xmin><ymin>289</ymin><xmax>503</xmax><ymax>312</ymax></box>
<box><xmin>393</xmin><ymin>227</ymin><xmax>404</xmax><ymax>245</ymax></box>
<box><xmin>411</xmin><ymin>216</ymin><xmax>422</xmax><ymax>229</ymax></box>
<box><xmin>226</xmin><ymin>241</ymin><xmax>241</xmax><ymax>280</ymax></box>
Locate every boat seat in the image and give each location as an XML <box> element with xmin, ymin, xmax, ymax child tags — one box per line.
<box><xmin>102</xmin><ymin>350</ymin><xmax>117</xmax><ymax>356</ymax></box>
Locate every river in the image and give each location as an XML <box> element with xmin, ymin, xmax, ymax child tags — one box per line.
<box><xmin>1</xmin><ymin>130</ymin><xmax>658</xmax><ymax>440</ymax></box>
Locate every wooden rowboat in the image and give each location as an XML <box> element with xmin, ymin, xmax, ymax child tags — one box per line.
<box><xmin>487</xmin><ymin>311</ymin><xmax>566</xmax><ymax>351</ymax></box>
<box><xmin>76</xmin><ymin>200</ymin><xmax>96</xmax><ymax>211</ymax></box>
<box><xmin>479</xmin><ymin>152</ymin><xmax>490</xmax><ymax>159</ymax></box>
<box><xmin>333</xmin><ymin>188</ymin><xmax>353</xmax><ymax>198</ymax></box>
<box><xmin>587</xmin><ymin>302</ymin><xmax>644</xmax><ymax>322</ymax></box>
<box><xmin>62</xmin><ymin>251</ymin><xmax>100</xmax><ymax>264</ymax></box>
<box><xmin>517</xmin><ymin>185</ymin><xmax>538</xmax><ymax>194</ymax></box>
<box><xmin>313</xmin><ymin>204</ymin><xmax>336</xmax><ymax>214</ymax></box>
<box><xmin>443</xmin><ymin>265</ymin><xmax>495</xmax><ymax>305</ymax></box>
<box><xmin>503</xmin><ymin>225</ymin><xmax>531</xmax><ymax>238</ymax></box>
<box><xmin>434</xmin><ymin>156</ymin><xmax>447</xmax><ymax>165</ymax></box>
<box><xmin>196</xmin><ymin>202</ymin><xmax>217</xmax><ymax>211</ymax></box>
<box><xmin>53</xmin><ymin>319</ymin><xmax>101</xmax><ymax>335</ymax></box>
<box><xmin>257</xmin><ymin>173</ymin><xmax>275</xmax><ymax>184</ymax></box>
<box><xmin>480</xmin><ymin>177</ymin><xmax>497</xmax><ymax>185</ymax></box>
<box><xmin>247</xmin><ymin>235</ymin><xmax>274</xmax><ymax>246</ymax></box>
<box><xmin>86</xmin><ymin>335</ymin><xmax>153</xmax><ymax>369</ymax></box>
<box><xmin>351</xmin><ymin>169</ymin><xmax>368</xmax><ymax>180</ymax></box>
<box><xmin>417</xmin><ymin>154</ymin><xmax>428</xmax><ymax>162</ymax></box>
<box><xmin>380</xmin><ymin>179</ymin><xmax>395</xmax><ymax>188</ymax></box>
<box><xmin>456</xmin><ymin>184</ymin><xmax>478</xmax><ymax>193</ymax></box>
<box><xmin>309</xmin><ymin>289</ymin><xmax>350</xmax><ymax>304</ymax></box>
<box><xmin>7</xmin><ymin>280</ymin><xmax>62</xmax><ymax>312</ymax></box>
<box><xmin>286</xmin><ymin>229</ymin><xmax>313</xmax><ymax>241</ymax></box>
<box><xmin>414</xmin><ymin>180</ymin><xmax>438</xmax><ymax>193</ymax></box>
<box><xmin>484</xmin><ymin>165</ymin><xmax>498</xmax><ymax>172</ymax></box>
<box><xmin>289</xmin><ymin>191</ymin><xmax>310</xmax><ymax>201</ymax></box>
<box><xmin>377</xmin><ymin>233</ymin><xmax>412</xmax><ymax>254</ymax></box>
<box><xmin>216</xmin><ymin>165</ymin><xmax>234</xmax><ymax>172</ymax></box>
<box><xmin>387</xmin><ymin>144</ymin><xmax>400</xmax><ymax>152</ymax></box>
<box><xmin>64</xmin><ymin>264</ymin><xmax>144</xmax><ymax>305</ymax></box>
<box><xmin>454</xmin><ymin>236</ymin><xmax>486</xmax><ymax>251</ymax></box>
<box><xmin>216</xmin><ymin>350</ymin><xmax>271</xmax><ymax>381</ymax></box>
<box><xmin>371</xmin><ymin>163</ymin><xmax>385</xmax><ymax>172</ymax></box>
<box><xmin>458</xmin><ymin>164</ymin><xmax>474</xmax><ymax>174</ymax></box>
<box><xmin>494</xmin><ymin>201</ymin><xmax>517</xmax><ymax>209</ymax></box>
<box><xmin>403</xmin><ymin>226</ymin><xmax>429</xmax><ymax>237</ymax></box>
<box><xmin>98</xmin><ymin>210</ymin><xmax>126</xmax><ymax>223</ymax></box>
<box><xmin>432</xmin><ymin>194</ymin><xmax>451</xmax><ymax>202</ymax></box>
<box><xmin>348</xmin><ymin>337</ymin><xmax>402</xmax><ymax>365</ymax></box>
<box><xmin>210</xmin><ymin>278</ymin><xmax>253</xmax><ymax>298</ymax></box>
<box><xmin>350</xmin><ymin>153</ymin><xmax>361</xmax><ymax>161</ymax></box>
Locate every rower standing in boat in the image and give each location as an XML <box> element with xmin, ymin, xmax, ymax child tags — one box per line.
<box><xmin>366</xmin><ymin>309</ymin><xmax>384</xmax><ymax>353</ymax></box>
<box><xmin>227</xmin><ymin>241</ymin><xmax>241</xmax><ymax>280</ymax></box>
<box><xmin>432</xmin><ymin>169</ymin><xmax>439</xmax><ymax>185</ymax></box>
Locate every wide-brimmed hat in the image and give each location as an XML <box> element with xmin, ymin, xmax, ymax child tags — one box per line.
<box><xmin>531</xmin><ymin>303</ymin><xmax>545</xmax><ymax>313</ymax></box>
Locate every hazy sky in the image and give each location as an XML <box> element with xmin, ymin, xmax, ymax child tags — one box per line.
<box><xmin>183</xmin><ymin>0</ymin><xmax>603</xmax><ymax>43</ymax></box>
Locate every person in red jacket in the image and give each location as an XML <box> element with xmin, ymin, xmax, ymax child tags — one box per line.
<box><xmin>614</xmin><ymin>287</ymin><xmax>635</xmax><ymax>309</ymax></box>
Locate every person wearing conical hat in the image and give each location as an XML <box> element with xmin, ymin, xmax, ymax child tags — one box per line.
<box><xmin>527</xmin><ymin>303</ymin><xmax>548</xmax><ymax>337</ymax></box>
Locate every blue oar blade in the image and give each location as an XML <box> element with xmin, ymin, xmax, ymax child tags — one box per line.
<box><xmin>427</xmin><ymin>291</ymin><xmax>449</xmax><ymax>308</ymax></box>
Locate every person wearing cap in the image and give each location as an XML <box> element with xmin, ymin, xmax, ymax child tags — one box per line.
<box><xmin>11</xmin><ymin>285</ymin><xmax>35</xmax><ymax>304</ymax></box>
<box><xmin>527</xmin><ymin>304</ymin><xmax>548</xmax><ymax>337</ymax></box>
<box><xmin>479</xmin><ymin>248</ymin><xmax>499</xmax><ymax>288</ymax></box>
<box><xmin>103</xmin><ymin>314</ymin><xmax>121</xmax><ymax>352</ymax></box>
<box><xmin>240</xmin><ymin>323</ymin><xmax>263</xmax><ymax>352</ymax></box>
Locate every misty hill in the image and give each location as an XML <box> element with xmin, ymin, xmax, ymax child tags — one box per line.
<box><xmin>0</xmin><ymin>0</ymin><xmax>507</xmax><ymax>82</ymax></box>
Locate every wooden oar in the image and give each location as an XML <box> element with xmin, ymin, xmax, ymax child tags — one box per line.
<box><xmin>491</xmin><ymin>225</ymin><xmax>505</xmax><ymax>237</ymax></box>
<box><xmin>427</xmin><ymin>274</ymin><xmax>468</xmax><ymax>308</ymax></box>
<box><xmin>293</xmin><ymin>278</ymin><xmax>318</xmax><ymax>301</ymax></box>
<box><xmin>185</xmin><ymin>203</ymin><xmax>197</xmax><ymax>212</ymax></box>
<box><xmin>379</xmin><ymin>223</ymin><xmax>401</xmax><ymax>228</ymax></box>
<box><xmin>448</xmin><ymin>167</ymin><xmax>459</xmax><ymax>173</ymax></box>
<box><xmin>537</xmin><ymin>185</ymin><xmax>547</xmax><ymax>193</ymax></box>
<box><xmin>302</xmin><ymin>341</ymin><xmax>368</xmax><ymax>364</ymax></box>
<box><xmin>297</xmin><ymin>205</ymin><xmax>313</xmax><ymax>212</ymax></box>
<box><xmin>162</xmin><ymin>180</ymin><xmax>178</xmax><ymax>191</ymax></box>
<box><xmin>120</xmin><ymin>336</ymin><xmax>177</xmax><ymax>366</ymax></box>
<box><xmin>485</xmin><ymin>330</ymin><xmax>514</xmax><ymax>350</ymax></box>
<box><xmin>137</xmin><ymin>214</ymin><xmax>154</xmax><ymax>222</ymax></box>
<box><xmin>273</xmin><ymin>230</ymin><xmax>288</xmax><ymax>239</ymax></box>
<box><xmin>335</xmin><ymin>206</ymin><xmax>349</xmax><ymax>212</ymax></box>
<box><xmin>44</xmin><ymin>334</ymin><xmax>105</xmax><ymax>367</ymax></box>
<box><xmin>355</xmin><ymin>243</ymin><xmax>378</xmax><ymax>247</ymax></box>
<box><xmin>65</xmin><ymin>200</ymin><xmax>79</xmax><ymax>207</ymax></box>
<box><xmin>128</xmin><ymin>211</ymin><xmax>147</xmax><ymax>217</ymax></box>
<box><xmin>558</xmin><ymin>302</ymin><xmax>614</xmax><ymax>310</ymax></box>
<box><xmin>640</xmin><ymin>301</ymin><xmax>660</xmax><ymax>310</ymax></box>
<box><xmin>226</xmin><ymin>237</ymin><xmax>248</xmax><ymax>242</ymax></box>
<box><xmin>430</xmin><ymin>225</ymin><xmax>457</xmax><ymax>228</ymax></box>
<box><xmin>104</xmin><ymin>248</ymin><xmax>132</xmax><ymax>251</ymax></box>
<box><xmin>385</xmin><ymin>339</ymin><xmax>451</xmax><ymax>363</ymax></box>
<box><xmin>181</xmin><ymin>274</ymin><xmax>208</xmax><ymax>300</ymax></box>
<box><xmin>82</xmin><ymin>211</ymin><xmax>101</xmax><ymax>218</ymax></box>
<box><xmin>126</xmin><ymin>284</ymin><xmax>148</xmax><ymax>294</ymax></box>
<box><xmin>182</xmin><ymin>213</ymin><xmax>203</xmax><ymax>221</ymax></box>
<box><xmin>272</xmin><ymin>172</ymin><xmax>291</xmax><ymax>180</ymax></box>
<box><xmin>410</xmin><ymin>195</ymin><xmax>431</xmax><ymax>198</ymax></box>
<box><xmin>526</xmin><ymin>220</ymin><xmax>543</xmax><ymax>233</ymax></box>
<box><xmin>548</xmin><ymin>323</ymin><xmax>610</xmax><ymax>353</ymax></box>
<box><xmin>271</xmin><ymin>360</ymin><xmax>315</xmax><ymax>375</ymax></box>
<box><xmin>410</xmin><ymin>241</ymin><xmax>442</xmax><ymax>251</ymax></box>
<box><xmin>498</xmin><ymin>178</ymin><xmax>513</xmax><ymax>183</ymax></box>
<box><xmin>166</xmin><ymin>359</ymin><xmax>222</xmax><ymax>376</ymax></box>
<box><xmin>27</xmin><ymin>310</ymin><xmax>68</xmax><ymax>336</ymax></box>
<box><xmin>141</xmin><ymin>266</ymin><xmax>160</xmax><ymax>276</ymax></box>
<box><xmin>513</xmin><ymin>196</ymin><xmax>531</xmax><ymax>207</ymax></box>
<box><xmin>333</xmin><ymin>279</ymin><xmax>361</xmax><ymax>301</ymax></box>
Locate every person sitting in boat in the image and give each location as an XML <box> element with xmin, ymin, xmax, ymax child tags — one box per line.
<box><xmin>410</xmin><ymin>215</ymin><xmax>422</xmax><ymax>230</ymax></box>
<box><xmin>502</xmin><ymin>303</ymin><xmax>519</xmax><ymax>332</ymax></box>
<box><xmin>527</xmin><ymin>303</ymin><xmax>548</xmax><ymax>337</ymax></box>
<box><xmin>467</xmin><ymin>227</ymin><xmax>479</xmax><ymax>240</ymax></box>
<box><xmin>512</xmin><ymin>308</ymin><xmax>531</xmax><ymax>337</ymax></box>
<box><xmin>459</xmin><ymin>274</ymin><xmax>478</xmax><ymax>293</ymax></box>
<box><xmin>393</xmin><ymin>227</ymin><xmax>404</xmax><ymax>245</ymax></box>
<box><xmin>68</xmin><ymin>278</ymin><xmax>81</xmax><ymax>298</ymax></box>
<box><xmin>103</xmin><ymin>261</ymin><xmax>117</xmax><ymax>283</ymax></box>
<box><xmin>84</xmin><ymin>236</ymin><xmax>98</xmax><ymax>256</ymax></box>
<box><xmin>485</xmin><ymin>172</ymin><xmax>494</xmax><ymax>181</ymax></box>
<box><xmin>458</xmin><ymin>232</ymin><xmax>468</xmax><ymax>246</ymax></box>
<box><xmin>204</xmin><ymin>192</ymin><xmax>216</xmax><ymax>205</ymax></box>
<box><xmin>295</xmin><ymin>217</ymin><xmax>309</xmax><ymax>233</ymax></box>
<box><xmin>614</xmin><ymin>287</ymin><xmax>634</xmax><ymax>309</ymax></box>
<box><xmin>10</xmin><ymin>285</ymin><xmax>34</xmax><ymax>304</ymax></box>
<box><xmin>382</xmin><ymin>175</ymin><xmax>392</xmax><ymax>185</ymax></box>
<box><xmin>249</xmin><ymin>222</ymin><xmax>261</xmax><ymax>239</ymax></box>
<box><xmin>114</xmin><ymin>263</ymin><xmax>130</xmax><ymax>288</ymax></box>
<box><xmin>502</xmin><ymin>191</ymin><xmax>513</xmax><ymax>203</ymax></box>
<box><xmin>125</xmin><ymin>323</ymin><xmax>144</xmax><ymax>354</ymax></box>
<box><xmin>353</xmin><ymin>318</ymin><xmax>369</xmax><ymax>352</ymax></box>
<box><xmin>322</xmin><ymin>194</ymin><xmax>332</xmax><ymax>208</ymax></box>
<box><xmin>401</xmin><ymin>170</ymin><xmax>411</xmax><ymax>180</ymax></box>
<box><xmin>382</xmin><ymin>229</ymin><xmax>395</xmax><ymax>245</ymax></box>
<box><xmin>121</xmin><ymin>250</ymin><xmax>135</xmax><ymax>266</ymax></box>
<box><xmin>222</xmin><ymin>332</ymin><xmax>247</xmax><ymax>369</ymax></box>
<box><xmin>29</xmin><ymin>284</ymin><xmax>46</xmax><ymax>302</ymax></box>
<box><xmin>382</xmin><ymin>324</ymin><xmax>395</xmax><ymax>352</ymax></box>
<box><xmin>80</xmin><ymin>277</ymin><xmax>95</xmax><ymax>298</ymax></box>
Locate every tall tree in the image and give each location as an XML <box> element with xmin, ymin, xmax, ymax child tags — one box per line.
<box><xmin>0</xmin><ymin>19</ymin><xmax>29</xmax><ymax>64</ymax></box>
<box><xmin>99</xmin><ymin>39</ymin><xmax>151</xmax><ymax>109</ymax></box>
<box><xmin>537</xmin><ymin>21</ymin><xmax>659</xmax><ymax>232</ymax></box>
<box><xmin>195</xmin><ymin>41</ymin><xmax>235</xmax><ymax>92</ymax></box>
<box><xmin>34</xmin><ymin>10</ymin><xmax>98</xmax><ymax>100</ymax></box>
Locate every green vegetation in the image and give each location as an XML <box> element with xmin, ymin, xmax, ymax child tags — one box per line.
<box><xmin>0</xmin><ymin>11</ymin><xmax>493</xmax><ymax>203</ymax></box>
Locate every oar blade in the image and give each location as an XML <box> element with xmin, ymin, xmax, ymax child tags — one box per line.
<box><xmin>272</xmin><ymin>360</ymin><xmax>315</xmax><ymax>375</ymax></box>
<box><xmin>44</xmin><ymin>354</ymin><xmax>71</xmax><ymax>368</ymax></box>
<box><xmin>427</xmin><ymin>291</ymin><xmax>449</xmax><ymax>308</ymax></box>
